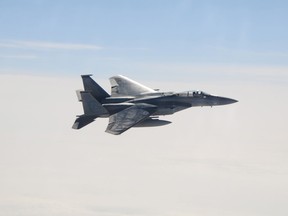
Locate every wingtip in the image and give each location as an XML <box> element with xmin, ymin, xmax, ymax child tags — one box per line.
<box><xmin>72</xmin><ymin>122</ymin><xmax>80</xmax><ymax>129</ymax></box>
<box><xmin>105</xmin><ymin>129</ymin><xmax>122</xmax><ymax>135</ymax></box>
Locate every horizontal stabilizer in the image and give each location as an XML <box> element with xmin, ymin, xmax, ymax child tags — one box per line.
<box><xmin>72</xmin><ymin>115</ymin><xmax>95</xmax><ymax>129</ymax></box>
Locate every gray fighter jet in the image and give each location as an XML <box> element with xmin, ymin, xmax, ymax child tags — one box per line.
<box><xmin>72</xmin><ymin>75</ymin><xmax>237</xmax><ymax>135</ymax></box>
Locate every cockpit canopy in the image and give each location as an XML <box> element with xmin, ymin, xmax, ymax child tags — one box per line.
<box><xmin>177</xmin><ymin>90</ymin><xmax>210</xmax><ymax>98</ymax></box>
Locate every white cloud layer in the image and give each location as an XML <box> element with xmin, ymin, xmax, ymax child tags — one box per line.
<box><xmin>0</xmin><ymin>74</ymin><xmax>287</xmax><ymax>216</ymax></box>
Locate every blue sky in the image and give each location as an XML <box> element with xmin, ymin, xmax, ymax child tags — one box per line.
<box><xmin>0</xmin><ymin>0</ymin><xmax>288</xmax><ymax>80</ymax></box>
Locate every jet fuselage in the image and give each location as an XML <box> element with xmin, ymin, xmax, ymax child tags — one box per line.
<box><xmin>102</xmin><ymin>91</ymin><xmax>237</xmax><ymax>116</ymax></box>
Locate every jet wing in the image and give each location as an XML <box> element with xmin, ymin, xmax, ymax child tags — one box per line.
<box><xmin>105</xmin><ymin>103</ymin><xmax>157</xmax><ymax>135</ymax></box>
<box><xmin>109</xmin><ymin>75</ymin><xmax>156</xmax><ymax>97</ymax></box>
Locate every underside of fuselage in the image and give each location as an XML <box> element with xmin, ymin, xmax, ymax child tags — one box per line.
<box><xmin>102</xmin><ymin>93</ymin><xmax>237</xmax><ymax>117</ymax></box>
<box><xmin>102</xmin><ymin>94</ymin><xmax>192</xmax><ymax>116</ymax></box>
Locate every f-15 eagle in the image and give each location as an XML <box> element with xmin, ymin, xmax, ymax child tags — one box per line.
<box><xmin>72</xmin><ymin>75</ymin><xmax>237</xmax><ymax>135</ymax></box>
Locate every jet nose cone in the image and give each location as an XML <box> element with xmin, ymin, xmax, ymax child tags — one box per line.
<box><xmin>226</xmin><ymin>98</ymin><xmax>238</xmax><ymax>104</ymax></box>
<box><xmin>217</xmin><ymin>97</ymin><xmax>238</xmax><ymax>105</ymax></box>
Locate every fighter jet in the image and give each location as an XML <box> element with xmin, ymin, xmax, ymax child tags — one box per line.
<box><xmin>72</xmin><ymin>75</ymin><xmax>237</xmax><ymax>135</ymax></box>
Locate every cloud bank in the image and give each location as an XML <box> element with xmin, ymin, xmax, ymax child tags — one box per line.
<box><xmin>0</xmin><ymin>74</ymin><xmax>287</xmax><ymax>216</ymax></box>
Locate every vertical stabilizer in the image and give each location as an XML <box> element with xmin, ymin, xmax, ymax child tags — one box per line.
<box><xmin>72</xmin><ymin>91</ymin><xmax>109</xmax><ymax>130</ymax></box>
<box><xmin>109</xmin><ymin>75</ymin><xmax>156</xmax><ymax>96</ymax></box>
<box><xmin>81</xmin><ymin>75</ymin><xmax>110</xmax><ymax>102</ymax></box>
<box><xmin>80</xmin><ymin>91</ymin><xmax>109</xmax><ymax>116</ymax></box>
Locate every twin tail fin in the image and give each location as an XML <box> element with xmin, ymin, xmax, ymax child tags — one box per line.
<box><xmin>72</xmin><ymin>91</ymin><xmax>109</xmax><ymax>129</ymax></box>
